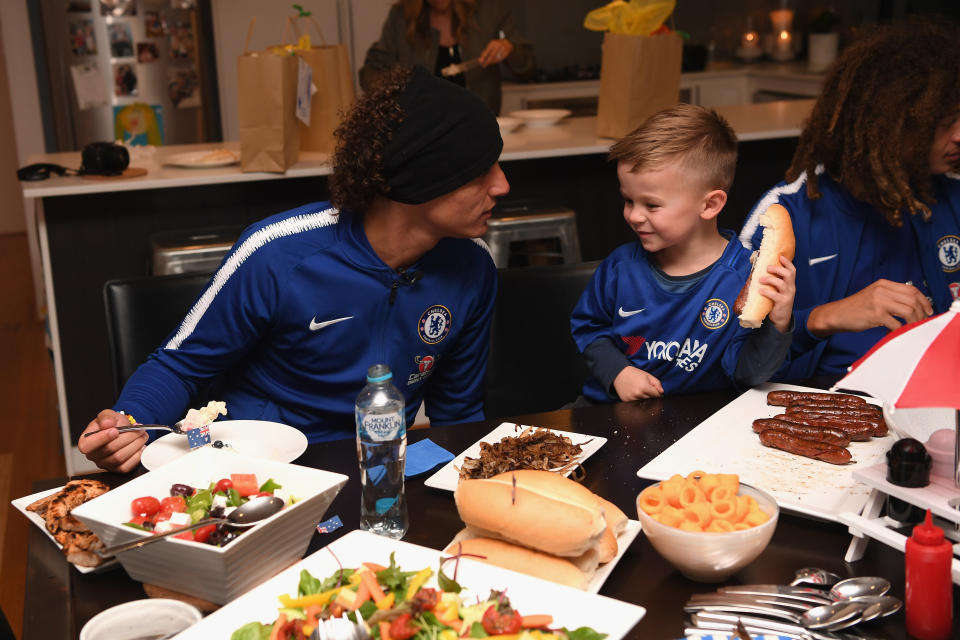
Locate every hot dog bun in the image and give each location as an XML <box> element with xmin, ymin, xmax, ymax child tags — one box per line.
<box><xmin>594</xmin><ymin>495</ymin><xmax>627</xmax><ymax>563</ymax></box>
<box><xmin>444</xmin><ymin>536</ymin><xmax>591</xmax><ymax>590</ymax></box>
<box><xmin>454</xmin><ymin>469</ymin><xmax>607</xmax><ymax>557</ymax></box>
<box><xmin>736</xmin><ymin>203</ymin><xmax>796</xmax><ymax>328</ymax></box>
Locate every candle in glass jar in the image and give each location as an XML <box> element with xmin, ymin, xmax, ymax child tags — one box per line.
<box><xmin>776</xmin><ymin>29</ymin><xmax>792</xmax><ymax>54</ymax></box>
<box><xmin>741</xmin><ymin>30</ymin><xmax>760</xmax><ymax>50</ymax></box>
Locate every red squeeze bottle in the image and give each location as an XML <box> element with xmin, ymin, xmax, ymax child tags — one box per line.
<box><xmin>905</xmin><ymin>509</ymin><xmax>953</xmax><ymax>640</ymax></box>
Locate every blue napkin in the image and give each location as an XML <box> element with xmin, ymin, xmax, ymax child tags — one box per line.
<box><xmin>405</xmin><ymin>438</ymin><xmax>455</xmax><ymax>477</ymax></box>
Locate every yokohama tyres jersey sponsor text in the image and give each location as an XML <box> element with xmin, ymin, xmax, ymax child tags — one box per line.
<box><xmin>571</xmin><ymin>236</ymin><xmax>753</xmax><ymax>403</ymax></box>
<box><xmin>114</xmin><ymin>203</ymin><xmax>497</xmax><ymax>443</ymax></box>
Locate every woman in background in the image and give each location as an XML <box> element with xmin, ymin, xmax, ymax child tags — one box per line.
<box><xmin>359</xmin><ymin>0</ymin><xmax>534</xmax><ymax>114</ymax></box>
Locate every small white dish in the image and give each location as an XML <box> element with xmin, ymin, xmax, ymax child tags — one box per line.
<box><xmin>163</xmin><ymin>149</ymin><xmax>238</xmax><ymax>168</ymax></box>
<box><xmin>79</xmin><ymin>598</ymin><xmax>201</xmax><ymax>640</ymax></box>
<box><xmin>496</xmin><ymin>116</ymin><xmax>523</xmax><ymax>134</ymax></box>
<box><xmin>423</xmin><ymin>423</ymin><xmax>607</xmax><ymax>491</ymax></box>
<box><xmin>141</xmin><ymin>419</ymin><xmax>308</xmax><ymax>470</ymax></box>
<box><xmin>508</xmin><ymin>109</ymin><xmax>572</xmax><ymax>128</ymax></box>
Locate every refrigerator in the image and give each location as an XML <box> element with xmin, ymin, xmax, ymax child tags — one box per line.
<box><xmin>34</xmin><ymin>0</ymin><xmax>221</xmax><ymax>151</ymax></box>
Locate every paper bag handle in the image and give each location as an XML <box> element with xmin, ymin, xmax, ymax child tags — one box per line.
<box><xmin>243</xmin><ymin>17</ymin><xmax>255</xmax><ymax>54</ymax></box>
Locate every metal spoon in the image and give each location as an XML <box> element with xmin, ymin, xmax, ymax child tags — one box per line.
<box><xmin>851</xmin><ymin>595</ymin><xmax>902</xmax><ymax>622</ymax></box>
<box><xmin>791</xmin><ymin>567</ymin><xmax>843</xmax><ymax>587</ymax></box>
<box><xmin>83</xmin><ymin>420</ymin><xmax>187</xmax><ymax>437</ymax></box>
<box><xmin>801</xmin><ymin>600</ymin><xmax>869</xmax><ymax>630</ymax></box>
<box><xmin>829</xmin><ymin>576</ymin><xmax>891</xmax><ymax>600</ymax></box>
<box><xmin>97</xmin><ymin>495</ymin><xmax>284</xmax><ymax>557</ymax></box>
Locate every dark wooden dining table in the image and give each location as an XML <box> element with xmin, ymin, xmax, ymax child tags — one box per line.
<box><xmin>22</xmin><ymin>389</ymin><xmax>960</xmax><ymax>639</ymax></box>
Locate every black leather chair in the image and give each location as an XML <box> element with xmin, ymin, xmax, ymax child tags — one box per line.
<box><xmin>103</xmin><ymin>273</ymin><xmax>210</xmax><ymax>395</ymax></box>
<box><xmin>484</xmin><ymin>261</ymin><xmax>600</xmax><ymax>419</ymax></box>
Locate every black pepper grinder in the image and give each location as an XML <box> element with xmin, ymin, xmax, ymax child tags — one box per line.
<box><xmin>886</xmin><ymin>438</ymin><xmax>932</xmax><ymax>524</ymax></box>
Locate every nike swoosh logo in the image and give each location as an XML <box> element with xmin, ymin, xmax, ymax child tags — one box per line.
<box><xmin>809</xmin><ymin>254</ymin><xmax>838</xmax><ymax>266</ymax></box>
<box><xmin>618</xmin><ymin>307</ymin><xmax>645</xmax><ymax>317</ymax></box>
<box><xmin>309</xmin><ymin>316</ymin><xmax>353</xmax><ymax>331</ymax></box>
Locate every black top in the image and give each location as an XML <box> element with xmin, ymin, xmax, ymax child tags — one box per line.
<box><xmin>434</xmin><ymin>43</ymin><xmax>466</xmax><ymax>88</ymax></box>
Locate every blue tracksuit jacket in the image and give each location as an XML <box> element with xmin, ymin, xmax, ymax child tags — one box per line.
<box><xmin>571</xmin><ymin>235</ymin><xmax>754</xmax><ymax>402</ymax></box>
<box><xmin>114</xmin><ymin>203</ymin><xmax>498</xmax><ymax>442</ymax></box>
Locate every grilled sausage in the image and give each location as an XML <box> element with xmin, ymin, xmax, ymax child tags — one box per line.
<box><xmin>785</xmin><ymin>404</ymin><xmax>880</xmax><ymax>417</ymax></box>
<box><xmin>770</xmin><ymin>414</ymin><xmax>875</xmax><ymax>441</ymax></box>
<box><xmin>767</xmin><ymin>390</ymin><xmax>867</xmax><ymax>407</ymax></box>
<box><xmin>758</xmin><ymin>429</ymin><xmax>852</xmax><ymax>465</ymax></box>
<box><xmin>784</xmin><ymin>408</ymin><xmax>888</xmax><ymax>437</ymax></box>
<box><xmin>752</xmin><ymin>418</ymin><xmax>851</xmax><ymax>447</ymax></box>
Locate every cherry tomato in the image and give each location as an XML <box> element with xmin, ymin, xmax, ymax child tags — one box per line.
<box><xmin>253</xmin><ymin>491</ymin><xmax>274</xmax><ymax>498</ymax></box>
<box><xmin>130</xmin><ymin>496</ymin><xmax>161</xmax><ymax>517</ymax></box>
<box><xmin>159</xmin><ymin>495</ymin><xmax>187</xmax><ymax>514</ymax></box>
<box><xmin>411</xmin><ymin>587</ymin><xmax>440</xmax><ymax>612</ymax></box>
<box><xmin>127</xmin><ymin>515</ymin><xmax>155</xmax><ymax>530</ymax></box>
<box><xmin>214</xmin><ymin>478</ymin><xmax>234</xmax><ymax>494</ymax></box>
<box><xmin>388</xmin><ymin>614</ymin><xmax>419</xmax><ymax>640</ymax></box>
<box><xmin>192</xmin><ymin>524</ymin><xmax>217</xmax><ymax>544</ymax></box>
<box><xmin>481</xmin><ymin>605</ymin><xmax>523</xmax><ymax>635</ymax></box>
<box><xmin>173</xmin><ymin>530</ymin><xmax>194</xmax><ymax>541</ymax></box>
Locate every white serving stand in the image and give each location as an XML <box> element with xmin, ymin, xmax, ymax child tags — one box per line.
<box><xmin>840</xmin><ymin>461</ymin><xmax>960</xmax><ymax>584</ymax></box>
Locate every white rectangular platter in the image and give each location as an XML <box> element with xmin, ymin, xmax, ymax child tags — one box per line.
<box><xmin>424</xmin><ymin>422</ymin><xmax>607</xmax><ymax>491</ymax></box>
<box><xmin>171</xmin><ymin>529</ymin><xmax>647</xmax><ymax>639</ymax></box>
<box><xmin>636</xmin><ymin>383</ymin><xmax>892</xmax><ymax>522</ymax></box>
<box><xmin>11</xmin><ymin>487</ymin><xmax>118</xmax><ymax>574</ymax></box>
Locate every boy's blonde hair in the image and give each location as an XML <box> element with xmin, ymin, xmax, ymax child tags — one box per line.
<box><xmin>608</xmin><ymin>103</ymin><xmax>738</xmax><ymax>192</ymax></box>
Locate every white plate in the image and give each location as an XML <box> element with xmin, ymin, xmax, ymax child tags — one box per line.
<box><xmin>141</xmin><ymin>420</ymin><xmax>308</xmax><ymax>471</ymax></box>
<box><xmin>423</xmin><ymin>422</ymin><xmax>607</xmax><ymax>491</ymax></box>
<box><xmin>508</xmin><ymin>108</ymin><xmax>572</xmax><ymax>128</ymax></box>
<box><xmin>163</xmin><ymin>149</ymin><xmax>238</xmax><ymax>168</ymax></box>
<box><xmin>636</xmin><ymin>383</ymin><xmax>892</xmax><ymax>522</ymax></box>
<box><xmin>170</xmin><ymin>529</ymin><xmax>647</xmax><ymax>639</ymax></box>
<box><xmin>496</xmin><ymin>116</ymin><xmax>523</xmax><ymax>134</ymax></box>
<box><xmin>446</xmin><ymin>519</ymin><xmax>642</xmax><ymax>593</ymax></box>
<box><xmin>11</xmin><ymin>486</ymin><xmax>119</xmax><ymax>574</ymax></box>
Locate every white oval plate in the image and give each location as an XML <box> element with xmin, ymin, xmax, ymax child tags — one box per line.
<box><xmin>496</xmin><ymin>116</ymin><xmax>524</xmax><ymax>134</ymax></box>
<box><xmin>508</xmin><ymin>108</ymin><xmax>572</xmax><ymax>128</ymax></box>
<box><xmin>163</xmin><ymin>149</ymin><xmax>239</xmax><ymax>168</ymax></box>
<box><xmin>141</xmin><ymin>420</ymin><xmax>308</xmax><ymax>470</ymax></box>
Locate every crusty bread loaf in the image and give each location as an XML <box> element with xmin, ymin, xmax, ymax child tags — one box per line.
<box><xmin>736</xmin><ymin>204</ymin><xmax>796</xmax><ymax>328</ymax></box>
<box><xmin>444</xmin><ymin>536</ymin><xmax>591</xmax><ymax>590</ymax></box>
<box><xmin>594</xmin><ymin>495</ymin><xmax>628</xmax><ymax>563</ymax></box>
<box><xmin>454</xmin><ymin>469</ymin><xmax>607</xmax><ymax>557</ymax></box>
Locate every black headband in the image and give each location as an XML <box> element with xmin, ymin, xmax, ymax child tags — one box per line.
<box><xmin>383</xmin><ymin>65</ymin><xmax>503</xmax><ymax>204</ymax></box>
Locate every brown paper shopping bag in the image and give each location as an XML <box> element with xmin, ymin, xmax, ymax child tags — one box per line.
<box><xmin>596</xmin><ymin>32</ymin><xmax>683</xmax><ymax>139</ymax></box>
<box><xmin>237</xmin><ymin>51</ymin><xmax>300</xmax><ymax>173</ymax></box>
<box><xmin>295</xmin><ymin>44</ymin><xmax>355</xmax><ymax>153</ymax></box>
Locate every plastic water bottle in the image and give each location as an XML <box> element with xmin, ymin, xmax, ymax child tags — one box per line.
<box><xmin>355</xmin><ymin>364</ymin><xmax>409</xmax><ymax>539</ymax></box>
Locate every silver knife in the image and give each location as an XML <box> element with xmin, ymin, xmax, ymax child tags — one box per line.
<box><xmin>719</xmin><ymin>584</ymin><xmax>835</xmax><ymax>605</ymax></box>
<box><xmin>688</xmin><ymin>593</ymin><xmax>814</xmax><ymax>611</ymax></box>
<box><xmin>684</xmin><ymin>601</ymin><xmax>802</xmax><ymax>623</ymax></box>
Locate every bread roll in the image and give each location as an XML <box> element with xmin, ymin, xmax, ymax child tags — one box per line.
<box><xmin>444</xmin><ymin>536</ymin><xmax>591</xmax><ymax>590</ymax></box>
<box><xmin>736</xmin><ymin>203</ymin><xmax>796</xmax><ymax>328</ymax></box>
<box><xmin>454</xmin><ymin>469</ymin><xmax>607</xmax><ymax>557</ymax></box>
<box><xmin>594</xmin><ymin>495</ymin><xmax>628</xmax><ymax>563</ymax></box>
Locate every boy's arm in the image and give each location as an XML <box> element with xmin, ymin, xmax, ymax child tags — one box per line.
<box><xmin>583</xmin><ymin>337</ymin><xmax>632</xmax><ymax>399</ymax></box>
<box><xmin>733</xmin><ymin>319</ymin><xmax>794</xmax><ymax>389</ymax></box>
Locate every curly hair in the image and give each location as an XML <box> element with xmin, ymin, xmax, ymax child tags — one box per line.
<box><xmin>788</xmin><ymin>19</ymin><xmax>960</xmax><ymax>226</ymax></box>
<box><xmin>329</xmin><ymin>66</ymin><xmax>413</xmax><ymax>213</ymax></box>
<box><xmin>399</xmin><ymin>0</ymin><xmax>477</xmax><ymax>49</ymax></box>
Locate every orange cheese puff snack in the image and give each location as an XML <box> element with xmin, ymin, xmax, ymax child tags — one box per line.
<box><xmin>734</xmin><ymin>495</ymin><xmax>754</xmax><ymax>522</ymax></box>
<box><xmin>733</xmin><ymin>522</ymin><xmax>751</xmax><ymax>531</ymax></box>
<box><xmin>680</xmin><ymin>501</ymin><xmax>711</xmax><ymax>529</ymax></box>
<box><xmin>679</xmin><ymin>520</ymin><xmax>703</xmax><ymax>532</ymax></box>
<box><xmin>655</xmin><ymin>504</ymin><xmax>684</xmax><ymax>527</ymax></box>
<box><xmin>697</xmin><ymin>473</ymin><xmax>721</xmax><ymax>499</ymax></box>
<box><xmin>709</xmin><ymin>497</ymin><xmax>738</xmax><ymax>523</ymax></box>
<box><xmin>745</xmin><ymin>507</ymin><xmax>770</xmax><ymax>527</ymax></box>
<box><xmin>710</xmin><ymin>485</ymin><xmax>735</xmax><ymax>504</ymax></box>
<box><xmin>638</xmin><ymin>485</ymin><xmax>665</xmax><ymax>515</ymax></box>
<box><xmin>716</xmin><ymin>473</ymin><xmax>740</xmax><ymax>495</ymax></box>
<box><xmin>706</xmin><ymin>518</ymin><xmax>735</xmax><ymax>533</ymax></box>
<box><xmin>686</xmin><ymin>469</ymin><xmax>708</xmax><ymax>483</ymax></box>
<box><xmin>660</xmin><ymin>475</ymin><xmax>686</xmax><ymax>508</ymax></box>
<box><xmin>678</xmin><ymin>483</ymin><xmax>707</xmax><ymax>509</ymax></box>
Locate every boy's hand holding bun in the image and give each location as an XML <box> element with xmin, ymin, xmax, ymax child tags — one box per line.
<box><xmin>735</xmin><ymin>204</ymin><xmax>797</xmax><ymax>330</ymax></box>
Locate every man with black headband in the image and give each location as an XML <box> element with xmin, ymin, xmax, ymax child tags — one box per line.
<box><xmin>81</xmin><ymin>66</ymin><xmax>508</xmax><ymax>472</ymax></box>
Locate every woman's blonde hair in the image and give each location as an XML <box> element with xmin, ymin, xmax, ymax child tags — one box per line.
<box><xmin>398</xmin><ymin>0</ymin><xmax>477</xmax><ymax>48</ymax></box>
<box><xmin>609</xmin><ymin>103</ymin><xmax>738</xmax><ymax>192</ymax></box>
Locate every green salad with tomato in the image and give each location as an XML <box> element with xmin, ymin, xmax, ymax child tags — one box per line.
<box><xmin>124</xmin><ymin>473</ymin><xmax>290</xmax><ymax>546</ymax></box>
<box><xmin>231</xmin><ymin>553</ymin><xmax>606</xmax><ymax>640</ymax></box>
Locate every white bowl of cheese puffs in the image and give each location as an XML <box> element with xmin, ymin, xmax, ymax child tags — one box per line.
<box><xmin>635</xmin><ymin>471</ymin><xmax>778</xmax><ymax>582</ymax></box>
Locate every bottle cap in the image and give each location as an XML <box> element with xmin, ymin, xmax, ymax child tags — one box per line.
<box><xmin>911</xmin><ymin>509</ymin><xmax>945</xmax><ymax>545</ymax></box>
<box><xmin>886</xmin><ymin>438</ymin><xmax>931</xmax><ymax>488</ymax></box>
<box><xmin>366</xmin><ymin>364</ymin><xmax>393</xmax><ymax>383</ymax></box>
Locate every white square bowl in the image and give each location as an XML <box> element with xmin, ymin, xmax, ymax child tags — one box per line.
<box><xmin>71</xmin><ymin>447</ymin><xmax>347</xmax><ymax>604</ymax></box>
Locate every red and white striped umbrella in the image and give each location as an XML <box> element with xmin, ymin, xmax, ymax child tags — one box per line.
<box><xmin>833</xmin><ymin>300</ymin><xmax>960</xmax><ymax>410</ymax></box>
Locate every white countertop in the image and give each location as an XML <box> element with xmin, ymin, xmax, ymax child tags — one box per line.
<box><xmin>22</xmin><ymin>100</ymin><xmax>813</xmax><ymax>199</ymax></box>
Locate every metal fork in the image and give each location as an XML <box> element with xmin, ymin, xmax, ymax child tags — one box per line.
<box><xmin>82</xmin><ymin>421</ymin><xmax>187</xmax><ymax>437</ymax></box>
<box><xmin>308</xmin><ymin>612</ymin><xmax>369</xmax><ymax>640</ymax></box>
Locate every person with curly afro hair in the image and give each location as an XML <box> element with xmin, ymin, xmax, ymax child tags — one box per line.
<box><xmin>739</xmin><ymin>19</ymin><xmax>960</xmax><ymax>381</ymax></box>
<box><xmin>80</xmin><ymin>64</ymin><xmax>510</xmax><ymax>472</ymax></box>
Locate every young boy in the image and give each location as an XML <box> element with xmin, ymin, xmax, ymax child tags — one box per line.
<box><xmin>571</xmin><ymin>104</ymin><xmax>796</xmax><ymax>403</ymax></box>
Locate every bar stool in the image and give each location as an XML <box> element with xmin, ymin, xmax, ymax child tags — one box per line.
<box><xmin>482</xmin><ymin>201</ymin><xmax>582</xmax><ymax>268</ymax></box>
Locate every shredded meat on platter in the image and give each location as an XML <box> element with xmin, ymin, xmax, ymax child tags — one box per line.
<box><xmin>457</xmin><ymin>426</ymin><xmax>589</xmax><ymax>480</ymax></box>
